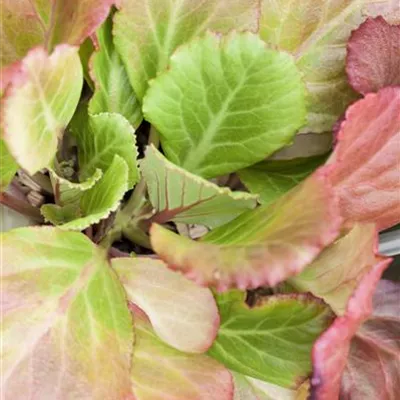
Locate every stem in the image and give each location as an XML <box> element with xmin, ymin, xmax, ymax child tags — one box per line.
<box><xmin>0</xmin><ymin>192</ymin><xmax>44</xmax><ymax>223</ymax></box>
<box><xmin>148</xmin><ymin>125</ymin><xmax>160</xmax><ymax>149</ymax></box>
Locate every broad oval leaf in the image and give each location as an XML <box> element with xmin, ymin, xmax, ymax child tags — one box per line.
<box><xmin>0</xmin><ymin>0</ymin><xmax>115</xmax><ymax>66</ymax></box>
<box><xmin>346</xmin><ymin>16</ymin><xmax>400</xmax><ymax>95</ymax></box>
<box><xmin>310</xmin><ymin>255</ymin><xmax>391</xmax><ymax>399</ymax></box>
<box><xmin>112</xmin><ymin>257</ymin><xmax>220</xmax><ymax>353</ymax></box>
<box><xmin>150</xmin><ymin>169</ymin><xmax>341</xmax><ymax>291</ymax></box>
<box><xmin>89</xmin><ymin>16</ymin><xmax>142</xmax><ymax>128</ymax></box>
<box><xmin>141</xmin><ymin>145</ymin><xmax>258</xmax><ymax>229</ymax></box>
<box><xmin>341</xmin><ymin>280</ymin><xmax>400</xmax><ymax>400</ymax></box>
<box><xmin>290</xmin><ymin>224</ymin><xmax>379</xmax><ymax>315</ymax></box>
<box><xmin>328</xmin><ymin>87</ymin><xmax>400</xmax><ymax>231</ymax></box>
<box><xmin>129</xmin><ymin>305</ymin><xmax>233</xmax><ymax>400</ymax></box>
<box><xmin>1</xmin><ymin>227</ymin><xmax>134</xmax><ymax>399</ymax></box>
<box><xmin>1</xmin><ymin>45</ymin><xmax>83</xmax><ymax>174</ymax></box>
<box><xmin>260</xmin><ymin>0</ymin><xmax>379</xmax><ymax>133</ymax></box>
<box><xmin>71</xmin><ymin>112</ymin><xmax>139</xmax><ymax>188</ymax></box>
<box><xmin>113</xmin><ymin>0</ymin><xmax>259</xmax><ymax>101</ymax></box>
<box><xmin>208</xmin><ymin>291</ymin><xmax>334</xmax><ymax>388</ymax></box>
<box><xmin>42</xmin><ymin>155</ymin><xmax>129</xmax><ymax>230</ymax></box>
<box><xmin>143</xmin><ymin>31</ymin><xmax>307</xmax><ymax>178</ymax></box>
<box><xmin>239</xmin><ymin>155</ymin><xmax>327</xmax><ymax>206</ymax></box>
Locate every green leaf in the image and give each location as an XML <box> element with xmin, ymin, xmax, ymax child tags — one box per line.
<box><xmin>289</xmin><ymin>224</ymin><xmax>379</xmax><ymax>316</ymax></box>
<box><xmin>150</xmin><ymin>170</ymin><xmax>341</xmax><ymax>291</ymax></box>
<box><xmin>0</xmin><ymin>139</ymin><xmax>18</xmax><ymax>191</ymax></box>
<box><xmin>208</xmin><ymin>291</ymin><xmax>333</xmax><ymax>388</ymax></box>
<box><xmin>143</xmin><ymin>31</ymin><xmax>307</xmax><ymax>178</ymax></box>
<box><xmin>114</xmin><ymin>0</ymin><xmax>259</xmax><ymax>101</ymax></box>
<box><xmin>239</xmin><ymin>155</ymin><xmax>327</xmax><ymax>205</ymax></box>
<box><xmin>71</xmin><ymin>112</ymin><xmax>139</xmax><ymax>188</ymax></box>
<box><xmin>1</xmin><ymin>226</ymin><xmax>133</xmax><ymax>399</ymax></box>
<box><xmin>0</xmin><ymin>0</ymin><xmax>114</xmax><ymax>66</ymax></box>
<box><xmin>49</xmin><ymin>168</ymin><xmax>103</xmax><ymax>207</ymax></box>
<box><xmin>232</xmin><ymin>371</ymin><xmax>309</xmax><ymax>399</ymax></box>
<box><xmin>79</xmin><ymin>37</ymin><xmax>95</xmax><ymax>90</ymax></box>
<box><xmin>42</xmin><ymin>155</ymin><xmax>128</xmax><ymax>230</ymax></box>
<box><xmin>89</xmin><ymin>16</ymin><xmax>142</xmax><ymax>128</ymax></box>
<box><xmin>260</xmin><ymin>0</ymin><xmax>370</xmax><ymax>133</ymax></box>
<box><xmin>129</xmin><ymin>305</ymin><xmax>233</xmax><ymax>400</ymax></box>
<box><xmin>141</xmin><ymin>145</ymin><xmax>258</xmax><ymax>228</ymax></box>
<box><xmin>1</xmin><ymin>45</ymin><xmax>83</xmax><ymax>174</ymax></box>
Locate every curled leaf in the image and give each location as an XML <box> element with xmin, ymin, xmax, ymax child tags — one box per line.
<box><xmin>113</xmin><ymin>257</ymin><xmax>220</xmax><ymax>353</ymax></box>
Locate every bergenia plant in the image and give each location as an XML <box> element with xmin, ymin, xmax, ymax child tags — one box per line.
<box><xmin>1</xmin><ymin>1</ymin><xmax>399</xmax><ymax>399</ymax></box>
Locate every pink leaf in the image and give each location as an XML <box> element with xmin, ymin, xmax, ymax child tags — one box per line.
<box><xmin>129</xmin><ymin>305</ymin><xmax>233</xmax><ymax>400</ymax></box>
<box><xmin>0</xmin><ymin>0</ymin><xmax>115</xmax><ymax>67</ymax></box>
<box><xmin>329</xmin><ymin>87</ymin><xmax>400</xmax><ymax>231</ymax></box>
<box><xmin>310</xmin><ymin>255</ymin><xmax>391</xmax><ymax>399</ymax></box>
<box><xmin>341</xmin><ymin>280</ymin><xmax>400</xmax><ymax>400</ymax></box>
<box><xmin>112</xmin><ymin>257</ymin><xmax>220</xmax><ymax>353</ymax></box>
<box><xmin>346</xmin><ymin>17</ymin><xmax>400</xmax><ymax>95</ymax></box>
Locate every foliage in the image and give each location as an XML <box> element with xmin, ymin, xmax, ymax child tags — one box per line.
<box><xmin>1</xmin><ymin>1</ymin><xmax>399</xmax><ymax>399</ymax></box>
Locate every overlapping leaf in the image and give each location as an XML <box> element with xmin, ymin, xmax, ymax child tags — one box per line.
<box><xmin>208</xmin><ymin>291</ymin><xmax>333</xmax><ymax>388</ymax></box>
<box><xmin>71</xmin><ymin>112</ymin><xmax>139</xmax><ymax>188</ymax></box>
<box><xmin>232</xmin><ymin>372</ymin><xmax>309</xmax><ymax>400</ymax></box>
<box><xmin>1</xmin><ymin>227</ymin><xmax>133</xmax><ymax>399</ymax></box>
<box><xmin>50</xmin><ymin>168</ymin><xmax>103</xmax><ymax>207</ymax></box>
<box><xmin>260</xmin><ymin>0</ymin><xmax>381</xmax><ymax>133</ymax></box>
<box><xmin>42</xmin><ymin>155</ymin><xmax>128</xmax><ymax>230</ymax></box>
<box><xmin>328</xmin><ymin>87</ymin><xmax>400</xmax><ymax>231</ymax></box>
<box><xmin>89</xmin><ymin>16</ymin><xmax>142</xmax><ymax>128</ymax></box>
<box><xmin>239</xmin><ymin>155</ymin><xmax>327</xmax><ymax>206</ymax></box>
<box><xmin>113</xmin><ymin>257</ymin><xmax>219</xmax><ymax>353</ymax></box>
<box><xmin>151</xmin><ymin>169</ymin><xmax>341</xmax><ymax>291</ymax></box>
<box><xmin>341</xmin><ymin>280</ymin><xmax>400</xmax><ymax>399</ymax></box>
<box><xmin>310</xmin><ymin>255</ymin><xmax>391</xmax><ymax>399</ymax></box>
<box><xmin>1</xmin><ymin>45</ymin><xmax>83</xmax><ymax>174</ymax></box>
<box><xmin>0</xmin><ymin>0</ymin><xmax>115</xmax><ymax>66</ymax></box>
<box><xmin>129</xmin><ymin>305</ymin><xmax>233</xmax><ymax>400</ymax></box>
<box><xmin>113</xmin><ymin>0</ymin><xmax>259</xmax><ymax>101</ymax></box>
<box><xmin>141</xmin><ymin>145</ymin><xmax>258</xmax><ymax>228</ymax></box>
<box><xmin>290</xmin><ymin>224</ymin><xmax>379</xmax><ymax>315</ymax></box>
<box><xmin>143</xmin><ymin>31</ymin><xmax>306</xmax><ymax>178</ymax></box>
<box><xmin>346</xmin><ymin>16</ymin><xmax>400</xmax><ymax>95</ymax></box>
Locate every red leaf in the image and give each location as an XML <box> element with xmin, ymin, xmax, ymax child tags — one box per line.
<box><xmin>329</xmin><ymin>87</ymin><xmax>400</xmax><ymax>231</ymax></box>
<box><xmin>341</xmin><ymin>280</ymin><xmax>400</xmax><ymax>400</ymax></box>
<box><xmin>346</xmin><ymin>17</ymin><xmax>400</xmax><ymax>95</ymax></box>
<box><xmin>309</xmin><ymin>255</ymin><xmax>391</xmax><ymax>399</ymax></box>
